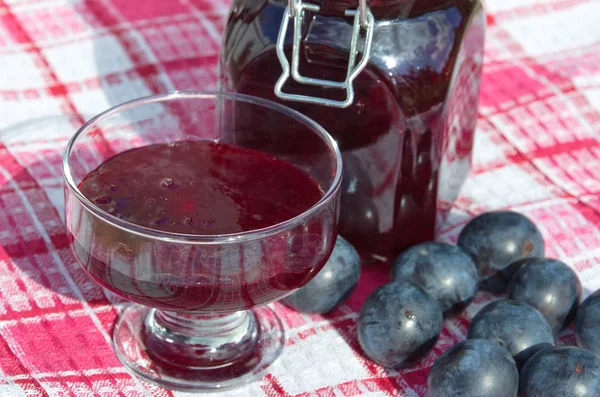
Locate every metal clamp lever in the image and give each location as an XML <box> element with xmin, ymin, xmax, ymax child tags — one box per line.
<box><xmin>274</xmin><ymin>0</ymin><xmax>374</xmax><ymax>108</ymax></box>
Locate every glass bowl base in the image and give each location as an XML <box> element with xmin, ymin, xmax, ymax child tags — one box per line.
<box><xmin>112</xmin><ymin>304</ymin><xmax>284</xmax><ymax>392</ymax></box>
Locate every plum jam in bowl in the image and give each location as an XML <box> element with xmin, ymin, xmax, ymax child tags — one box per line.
<box><xmin>62</xmin><ymin>92</ymin><xmax>342</xmax><ymax>392</ymax></box>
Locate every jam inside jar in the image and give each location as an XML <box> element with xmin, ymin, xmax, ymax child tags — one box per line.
<box><xmin>220</xmin><ymin>0</ymin><xmax>485</xmax><ymax>263</ymax></box>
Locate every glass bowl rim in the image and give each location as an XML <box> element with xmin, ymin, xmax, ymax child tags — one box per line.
<box><xmin>62</xmin><ymin>91</ymin><xmax>343</xmax><ymax>245</ymax></box>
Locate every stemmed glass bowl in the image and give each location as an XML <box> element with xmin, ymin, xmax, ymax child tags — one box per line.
<box><xmin>62</xmin><ymin>92</ymin><xmax>342</xmax><ymax>392</ymax></box>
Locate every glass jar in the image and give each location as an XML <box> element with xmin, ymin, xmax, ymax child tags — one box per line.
<box><xmin>220</xmin><ymin>0</ymin><xmax>485</xmax><ymax>263</ymax></box>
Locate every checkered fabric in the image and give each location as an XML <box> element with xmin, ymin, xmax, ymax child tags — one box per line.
<box><xmin>0</xmin><ymin>0</ymin><xmax>599</xmax><ymax>395</ymax></box>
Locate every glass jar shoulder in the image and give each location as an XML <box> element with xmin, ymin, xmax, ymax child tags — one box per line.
<box><xmin>221</xmin><ymin>0</ymin><xmax>483</xmax><ymax>80</ymax></box>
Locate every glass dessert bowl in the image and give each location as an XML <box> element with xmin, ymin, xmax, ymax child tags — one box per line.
<box><xmin>62</xmin><ymin>92</ymin><xmax>342</xmax><ymax>392</ymax></box>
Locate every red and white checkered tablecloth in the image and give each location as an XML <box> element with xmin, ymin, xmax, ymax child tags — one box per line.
<box><xmin>1</xmin><ymin>0</ymin><xmax>600</xmax><ymax>395</ymax></box>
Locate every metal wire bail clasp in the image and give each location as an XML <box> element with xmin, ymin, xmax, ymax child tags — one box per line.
<box><xmin>274</xmin><ymin>0</ymin><xmax>374</xmax><ymax>108</ymax></box>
